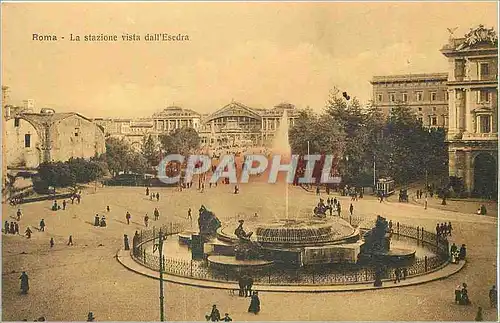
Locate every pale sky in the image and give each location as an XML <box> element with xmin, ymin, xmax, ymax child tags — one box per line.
<box><xmin>1</xmin><ymin>2</ymin><xmax>498</xmax><ymax>118</ymax></box>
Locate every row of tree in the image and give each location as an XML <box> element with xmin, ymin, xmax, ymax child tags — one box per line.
<box><xmin>34</xmin><ymin>158</ymin><xmax>108</xmax><ymax>192</ymax></box>
<box><xmin>289</xmin><ymin>89</ymin><xmax>448</xmax><ymax>186</ymax></box>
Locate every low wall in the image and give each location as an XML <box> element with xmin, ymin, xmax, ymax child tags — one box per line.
<box><xmin>131</xmin><ymin>217</ymin><xmax>450</xmax><ymax>286</ymax></box>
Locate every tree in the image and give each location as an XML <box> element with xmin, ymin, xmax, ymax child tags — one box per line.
<box><xmin>141</xmin><ymin>134</ymin><xmax>160</xmax><ymax>166</ymax></box>
<box><xmin>160</xmin><ymin>127</ymin><xmax>200</xmax><ymax>155</ymax></box>
<box><xmin>103</xmin><ymin>137</ymin><xmax>130</xmax><ymax>176</ymax></box>
<box><xmin>103</xmin><ymin>137</ymin><xmax>149</xmax><ymax>176</ymax></box>
<box><xmin>325</xmin><ymin>88</ymin><xmax>370</xmax><ymax>184</ymax></box>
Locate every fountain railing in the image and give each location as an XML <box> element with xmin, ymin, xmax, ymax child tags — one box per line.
<box><xmin>131</xmin><ymin>218</ymin><xmax>451</xmax><ymax>286</ymax></box>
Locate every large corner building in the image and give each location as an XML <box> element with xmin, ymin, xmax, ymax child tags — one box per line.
<box><xmin>441</xmin><ymin>25</ymin><xmax>498</xmax><ymax>197</ymax></box>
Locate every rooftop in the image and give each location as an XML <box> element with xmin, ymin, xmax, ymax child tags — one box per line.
<box><xmin>371</xmin><ymin>73</ymin><xmax>448</xmax><ymax>84</ymax></box>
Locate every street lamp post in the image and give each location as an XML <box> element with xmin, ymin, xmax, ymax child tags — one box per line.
<box><xmin>307</xmin><ymin>140</ymin><xmax>310</xmax><ymax>156</ymax></box>
<box><xmin>153</xmin><ymin>229</ymin><xmax>165</xmax><ymax>321</ymax></box>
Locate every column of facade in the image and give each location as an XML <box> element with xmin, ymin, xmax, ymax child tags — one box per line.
<box><xmin>457</xmin><ymin>89</ymin><xmax>466</xmax><ymax>131</ymax></box>
<box><xmin>464</xmin><ymin>151</ymin><xmax>474</xmax><ymax>195</ymax></box>
<box><xmin>465</xmin><ymin>88</ymin><xmax>472</xmax><ymax>133</ymax></box>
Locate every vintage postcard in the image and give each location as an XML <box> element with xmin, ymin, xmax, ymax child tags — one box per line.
<box><xmin>1</xmin><ymin>1</ymin><xmax>498</xmax><ymax>321</ymax></box>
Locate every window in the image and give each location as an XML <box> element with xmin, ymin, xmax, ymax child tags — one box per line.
<box><xmin>416</xmin><ymin>92</ymin><xmax>423</xmax><ymax>101</ymax></box>
<box><xmin>418</xmin><ymin>107</ymin><xmax>423</xmax><ymax>112</ymax></box>
<box><xmin>479</xmin><ymin>115</ymin><xmax>491</xmax><ymax>133</ymax></box>
<box><xmin>24</xmin><ymin>134</ymin><xmax>31</xmax><ymax>148</ymax></box>
<box><xmin>455</xmin><ymin>60</ymin><xmax>465</xmax><ymax>79</ymax></box>
<box><xmin>431</xmin><ymin>117</ymin><xmax>438</xmax><ymax>126</ymax></box>
<box><xmin>402</xmin><ymin>93</ymin><xmax>408</xmax><ymax>102</ymax></box>
<box><xmin>431</xmin><ymin>92</ymin><xmax>437</xmax><ymax>101</ymax></box>
<box><xmin>74</xmin><ymin>128</ymin><xmax>80</xmax><ymax>137</ymax></box>
<box><xmin>478</xmin><ymin>90</ymin><xmax>490</xmax><ymax>103</ymax></box>
<box><xmin>389</xmin><ymin>93</ymin><xmax>396</xmax><ymax>102</ymax></box>
<box><xmin>445</xmin><ymin>91</ymin><xmax>449</xmax><ymax>101</ymax></box>
<box><xmin>432</xmin><ymin>107</ymin><xmax>437</xmax><ymax>112</ymax></box>
<box><xmin>377</xmin><ymin>94</ymin><xmax>383</xmax><ymax>102</ymax></box>
<box><xmin>417</xmin><ymin>117</ymin><xmax>423</xmax><ymax>123</ymax></box>
<box><xmin>479</xmin><ymin>63</ymin><xmax>489</xmax><ymax>80</ymax></box>
<box><xmin>14</xmin><ymin>118</ymin><xmax>20</xmax><ymax>127</ymax></box>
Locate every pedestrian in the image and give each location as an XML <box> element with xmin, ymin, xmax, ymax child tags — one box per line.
<box><xmin>50</xmin><ymin>238</ymin><xmax>54</xmax><ymax>248</ymax></box>
<box><xmin>238</xmin><ymin>275</ymin><xmax>245</xmax><ymax>297</ymax></box>
<box><xmin>349</xmin><ymin>203</ymin><xmax>354</xmax><ymax>216</ymax></box>
<box><xmin>474</xmin><ymin>307</ymin><xmax>483</xmax><ymax>321</ymax></box>
<box><xmin>14</xmin><ymin>222</ymin><xmax>19</xmax><ymax>235</ymax></box>
<box><xmin>316</xmin><ymin>186</ymin><xmax>320</xmax><ymax>196</ymax></box>
<box><xmin>106</xmin><ymin>205</ymin><xmax>110</xmax><ymax>212</ymax></box>
<box><xmin>248</xmin><ymin>291</ymin><xmax>261</xmax><ymax>314</ymax></box>
<box><xmin>154</xmin><ymin>208</ymin><xmax>160</xmax><ymax>221</ymax></box>
<box><xmin>206</xmin><ymin>305</ymin><xmax>220</xmax><ymax>322</ymax></box>
<box><xmin>436</xmin><ymin>223</ymin><xmax>440</xmax><ymax>236</ymax></box>
<box><xmin>124</xmin><ymin>234</ymin><xmax>130</xmax><ymax>251</ymax></box>
<box><xmin>146</xmin><ymin>187</ymin><xmax>149</xmax><ymax>196</ymax></box>
<box><xmin>402</xmin><ymin>267</ymin><xmax>408</xmax><ymax>280</ymax></box>
<box><xmin>39</xmin><ymin>219</ymin><xmax>45</xmax><ymax>232</ymax></box>
<box><xmin>144</xmin><ymin>214</ymin><xmax>149</xmax><ymax>227</ymax></box>
<box><xmin>448</xmin><ymin>221</ymin><xmax>453</xmax><ymax>236</ymax></box>
<box><xmin>450</xmin><ymin>243</ymin><xmax>458</xmax><ymax>259</ymax></box>
<box><xmin>4</xmin><ymin>220</ymin><xmax>9</xmax><ymax>234</ymax></box>
<box><xmin>234</xmin><ymin>185</ymin><xmax>239</xmax><ymax>194</ymax></box>
<box><xmin>489</xmin><ymin>285</ymin><xmax>497</xmax><ymax>308</ymax></box>
<box><xmin>87</xmin><ymin>312</ymin><xmax>95</xmax><ymax>322</ymax></box>
<box><xmin>187</xmin><ymin>208</ymin><xmax>192</xmax><ymax>220</ymax></box>
<box><xmin>67</xmin><ymin>235</ymin><xmax>73</xmax><ymax>246</ymax></box>
<box><xmin>94</xmin><ymin>214</ymin><xmax>100</xmax><ymax>227</ymax></box>
<box><xmin>19</xmin><ymin>271</ymin><xmax>29</xmax><ymax>294</ymax></box>
<box><xmin>455</xmin><ymin>285</ymin><xmax>462</xmax><ymax>304</ymax></box>
<box><xmin>62</xmin><ymin>200</ymin><xmax>66</xmax><ymax>210</ymax></box>
<box><xmin>424</xmin><ymin>198</ymin><xmax>428</xmax><ymax>210</ymax></box>
<box><xmin>156</xmin><ymin>193</ymin><xmax>159</xmax><ymax>201</ymax></box>
<box><xmin>245</xmin><ymin>275</ymin><xmax>254</xmax><ymax>297</ymax></box>
<box><xmin>17</xmin><ymin>208</ymin><xmax>22</xmax><ymax>221</ymax></box>
<box><xmin>459</xmin><ymin>244</ymin><xmax>467</xmax><ymax>260</ymax></box>
<box><xmin>394</xmin><ymin>268</ymin><xmax>401</xmax><ymax>283</ymax></box>
<box><xmin>150</xmin><ymin>194</ymin><xmax>154</xmax><ymax>201</ymax></box>
<box><xmin>25</xmin><ymin>227</ymin><xmax>32</xmax><ymax>239</ymax></box>
<box><xmin>337</xmin><ymin>203</ymin><xmax>341</xmax><ymax>217</ymax></box>
<box><xmin>223</xmin><ymin>313</ymin><xmax>232</xmax><ymax>322</ymax></box>
<box><xmin>10</xmin><ymin>221</ymin><xmax>15</xmax><ymax>234</ymax></box>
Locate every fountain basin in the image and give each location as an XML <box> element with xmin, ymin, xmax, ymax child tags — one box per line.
<box><xmin>255</xmin><ymin>218</ymin><xmax>359</xmax><ymax>247</ymax></box>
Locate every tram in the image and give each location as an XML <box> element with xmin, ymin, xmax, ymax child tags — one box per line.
<box><xmin>376</xmin><ymin>177</ymin><xmax>395</xmax><ymax>196</ymax></box>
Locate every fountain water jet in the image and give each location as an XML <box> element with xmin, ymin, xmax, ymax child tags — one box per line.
<box><xmin>272</xmin><ymin>108</ymin><xmax>292</xmax><ymax>220</ymax></box>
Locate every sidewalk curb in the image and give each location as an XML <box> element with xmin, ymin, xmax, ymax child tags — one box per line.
<box><xmin>116</xmin><ymin>249</ymin><xmax>466</xmax><ymax>293</ymax></box>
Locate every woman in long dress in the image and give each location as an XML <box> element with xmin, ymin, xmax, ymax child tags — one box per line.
<box><xmin>248</xmin><ymin>291</ymin><xmax>260</xmax><ymax>314</ymax></box>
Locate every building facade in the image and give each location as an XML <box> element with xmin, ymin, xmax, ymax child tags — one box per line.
<box><xmin>4</xmin><ymin>108</ymin><xmax>106</xmax><ymax>169</ymax></box>
<box><xmin>95</xmin><ymin>101</ymin><xmax>300</xmax><ymax>149</ymax></box>
<box><xmin>370</xmin><ymin>73</ymin><xmax>449</xmax><ymax>128</ymax></box>
<box><xmin>441</xmin><ymin>25</ymin><xmax>498</xmax><ymax>197</ymax></box>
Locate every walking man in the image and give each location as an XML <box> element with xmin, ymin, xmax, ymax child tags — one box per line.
<box><xmin>126</xmin><ymin>212</ymin><xmax>131</xmax><ymax>225</ymax></box>
<box><xmin>50</xmin><ymin>238</ymin><xmax>54</xmax><ymax>248</ymax></box>
<box><xmin>19</xmin><ymin>271</ymin><xmax>29</xmax><ymax>294</ymax></box>
<box><xmin>187</xmin><ymin>208</ymin><xmax>192</xmax><ymax>220</ymax></box>
<box><xmin>39</xmin><ymin>219</ymin><xmax>45</xmax><ymax>232</ymax></box>
<box><xmin>154</xmin><ymin>208</ymin><xmax>160</xmax><ymax>221</ymax></box>
<box><xmin>144</xmin><ymin>214</ymin><xmax>149</xmax><ymax>227</ymax></box>
<box><xmin>67</xmin><ymin>235</ymin><xmax>73</xmax><ymax>246</ymax></box>
<box><xmin>349</xmin><ymin>203</ymin><xmax>354</xmax><ymax>216</ymax></box>
<box><xmin>16</xmin><ymin>208</ymin><xmax>22</xmax><ymax>221</ymax></box>
<box><xmin>489</xmin><ymin>285</ymin><xmax>497</xmax><ymax>308</ymax></box>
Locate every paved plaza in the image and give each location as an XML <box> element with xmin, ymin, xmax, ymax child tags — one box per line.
<box><xmin>2</xmin><ymin>183</ymin><xmax>498</xmax><ymax>321</ymax></box>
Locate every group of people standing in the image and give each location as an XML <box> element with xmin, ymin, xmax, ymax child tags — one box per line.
<box><xmin>436</xmin><ymin>222</ymin><xmax>453</xmax><ymax>237</ymax></box>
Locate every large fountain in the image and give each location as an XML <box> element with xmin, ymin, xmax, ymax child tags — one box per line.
<box><xmin>177</xmin><ymin>108</ymin><xmax>415</xmax><ymax>272</ymax></box>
